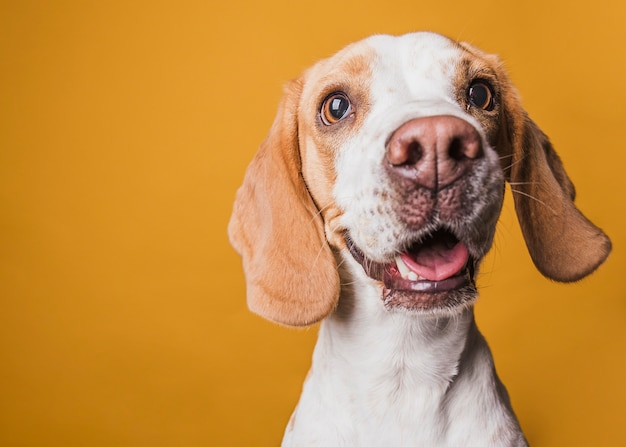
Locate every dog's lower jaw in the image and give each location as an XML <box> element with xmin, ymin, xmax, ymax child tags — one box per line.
<box><xmin>282</xmin><ymin>262</ymin><xmax>527</xmax><ymax>447</ymax></box>
<box><xmin>346</xmin><ymin>234</ymin><xmax>480</xmax><ymax>316</ymax></box>
<box><xmin>383</xmin><ymin>285</ymin><xmax>478</xmax><ymax>316</ymax></box>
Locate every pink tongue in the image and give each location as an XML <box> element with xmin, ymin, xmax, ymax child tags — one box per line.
<box><xmin>400</xmin><ymin>241</ymin><xmax>469</xmax><ymax>282</ymax></box>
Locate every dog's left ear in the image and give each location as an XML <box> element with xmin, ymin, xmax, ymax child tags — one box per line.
<box><xmin>500</xmin><ymin>89</ymin><xmax>611</xmax><ymax>282</ymax></box>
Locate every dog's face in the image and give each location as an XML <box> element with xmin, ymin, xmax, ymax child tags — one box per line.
<box><xmin>298</xmin><ymin>33</ymin><xmax>508</xmax><ymax>314</ymax></box>
<box><xmin>229</xmin><ymin>32</ymin><xmax>611</xmax><ymax>326</ymax></box>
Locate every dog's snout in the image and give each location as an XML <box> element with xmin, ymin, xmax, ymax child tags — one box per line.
<box><xmin>386</xmin><ymin>116</ymin><xmax>483</xmax><ymax>189</ymax></box>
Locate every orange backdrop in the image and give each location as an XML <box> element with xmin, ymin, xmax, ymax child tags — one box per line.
<box><xmin>1</xmin><ymin>1</ymin><xmax>625</xmax><ymax>446</ymax></box>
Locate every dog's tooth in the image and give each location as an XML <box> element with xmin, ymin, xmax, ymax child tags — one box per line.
<box><xmin>395</xmin><ymin>256</ymin><xmax>411</xmax><ymax>279</ymax></box>
<box><xmin>395</xmin><ymin>255</ymin><xmax>424</xmax><ymax>281</ymax></box>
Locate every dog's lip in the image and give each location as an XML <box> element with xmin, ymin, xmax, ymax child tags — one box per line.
<box><xmin>382</xmin><ymin>259</ymin><xmax>473</xmax><ymax>293</ymax></box>
<box><xmin>346</xmin><ymin>230</ymin><xmax>474</xmax><ymax>293</ymax></box>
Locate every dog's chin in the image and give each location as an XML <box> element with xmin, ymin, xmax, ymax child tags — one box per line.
<box><xmin>346</xmin><ymin>230</ymin><xmax>478</xmax><ymax>315</ymax></box>
<box><xmin>381</xmin><ymin>284</ymin><xmax>478</xmax><ymax>316</ymax></box>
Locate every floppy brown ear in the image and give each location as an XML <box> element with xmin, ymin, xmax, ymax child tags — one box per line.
<box><xmin>505</xmin><ymin>111</ymin><xmax>611</xmax><ymax>282</ymax></box>
<box><xmin>228</xmin><ymin>79</ymin><xmax>340</xmax><ymax>326</ymax></box>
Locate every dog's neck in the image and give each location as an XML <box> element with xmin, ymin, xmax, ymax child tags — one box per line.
<box><xmin>315</xmin><ymin>275</ymin><xmax>477</xmax><ymax>398</ymax></box>
<box><xmin>282</xmin><ymin>258</ymin><xmax>527</xmax><ymax>446</ymax></box>
<box><xmin>319</xmin><ymin>294</ymin><xmax>474</xmax><ymax>390</ymax></box>
<box><xmin>319</xmin><ymin>257</ymin><xmax>477</xmax><ymax>381</ymax></box>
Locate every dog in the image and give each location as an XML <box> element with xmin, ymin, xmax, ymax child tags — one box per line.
<box><xmin>228</xmin><ymin>32</ymin><xmax>611</xmax><ymax>446</ymax></box>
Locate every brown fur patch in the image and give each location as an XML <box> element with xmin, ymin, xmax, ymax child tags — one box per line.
<box><xmin>298</xmin><ymin>45</ymin><xmax>374</xmax><ymax>249</ymax></box>
<box><xmin>455</xmin><ymin>41</ymin><xmax>611</xmax><ymax>281</ymax></box>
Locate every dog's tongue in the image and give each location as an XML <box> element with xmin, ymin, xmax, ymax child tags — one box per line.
<box><xmin>400</xmin><ymin>240</ymin><xmax>469</xmax><ymax>281</ymax></box>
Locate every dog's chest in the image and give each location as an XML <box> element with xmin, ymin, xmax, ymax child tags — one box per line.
<box><xmin>285</xmin><ymin>362</ymin><xmax>524</xmax><ymax>447</ymax></box>
<box><xmin>282</xmin><ymin>310</ymin><xmax>527</xmax><ymax>447</ymax></box>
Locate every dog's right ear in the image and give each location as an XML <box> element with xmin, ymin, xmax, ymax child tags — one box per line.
<box><xmin>228</xmin><ymin>79</ymin><xmax>340</xmax><ymax>327</ymax></box>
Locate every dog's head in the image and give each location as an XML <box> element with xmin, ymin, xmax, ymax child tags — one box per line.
<box><xmin>229</xmin><ymin>32</ymin><xmax>611</xmax><ymax>326</ymax></box>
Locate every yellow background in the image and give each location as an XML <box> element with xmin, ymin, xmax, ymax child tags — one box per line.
<box><xmin>1</xmin><ymin>0</ymin><xmax>625</xmax><ymax>445</ymax></box>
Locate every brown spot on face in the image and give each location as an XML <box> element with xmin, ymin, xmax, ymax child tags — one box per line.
<box><xmin>454</xmin><ymin>42</ymin><xmax>528</xmax><ymax>178</ymax></box>
<box><xmin>297</xmin><ymin>44</ymin><xmax>375</xmax><ymax>249</ymax></box>
<box><xmin>452</xmin><ymin>43</ymin><xmax>504</xmax><ymax>147</ymax></box>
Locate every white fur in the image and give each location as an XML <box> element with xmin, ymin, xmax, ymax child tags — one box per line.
<box><xmin>282</xmin><ymin>258</ymin><xmax>526</xmax><ymax>446</ymax></box>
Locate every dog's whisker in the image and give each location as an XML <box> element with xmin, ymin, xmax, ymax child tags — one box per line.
<box><xmin>335</xmin><ymin>257</ymin><xmax>347</xmax><ymax>270</ymax></box>
<box><xmin>309</xmin><ymin>220</ymin><xmax>352</xmax><ymax>279</ymax></box>
<box><xmin>510</xmin><ymin>187</ymin><xmax>556</xmax><ymax>214</ymax></box>
<box><xmin>309</xmin><ymin>238</ymin><xmax>331</xmax><ymax>277</ymax></box>
<box><xmin>308</xmin><ymin>202</ymin><xmax>333</xmax><ymax>226</ymax></box>
<box><xmin>339</xmin><ymin>279</ymin><xmax>360</xmax><ymax>287</ymax></box>
<box><xmin>501</xmin><ymin>153</ymin><xmax>527</xmax><ymax>172</ymax></box>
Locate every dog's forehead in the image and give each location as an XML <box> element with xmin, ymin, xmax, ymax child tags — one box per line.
<box><xmin>299</xmin><ymin>32</ymin><xmax>486</xmax><ymax>132</ymax></box>
<box><xmin>365</xmin><ymin>33</ymin><xmax>464</xmax><ymax>101</ymax></box>
<box><xmin>367</xmin><ymin>32</ymin><xmax>461</xmax><ymax>74</ymax></box>
<box><xmin>303</xmin><ymin>32</ymin><xmax>464</xmax><ymax>95</ymax></box>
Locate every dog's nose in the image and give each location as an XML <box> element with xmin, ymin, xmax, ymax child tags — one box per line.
<box><xmin>386</xmin><ymin>116</ymin><xmax>483</xmax><ymax>189</ymax></box>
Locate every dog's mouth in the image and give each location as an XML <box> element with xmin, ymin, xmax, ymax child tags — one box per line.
<box><xmin>346</xmin><ymin>229</ymin><xmax>477</xmax><ymax>311</ymax></box>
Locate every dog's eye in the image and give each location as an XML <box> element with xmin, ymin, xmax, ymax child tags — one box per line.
<box><xmin>467</xmin><ymin>81</ymin><xmax>494</xmax><ymax>111</ymax></box>
<box><xmin>321</xmin><ymin>92</ymin><xmax>352</xmax><ymax>125</ymax></box>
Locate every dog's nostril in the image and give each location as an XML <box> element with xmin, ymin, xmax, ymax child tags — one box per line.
<box><xmin>404</xmin><ymin>141</ymin><xmax>423</xmax><ymax>165</ymax></box>
<box><xmin>448</xmin><ymin>137</ymin><xmax>466</xmax><ymax>161</ymax></box>
<box><xmin>388</xmin><ymin>139</ymin><xmax>423</xmax><ymax>166</ymax></box>
<box><xmin>448</xmin><ymin>132</ymin><xmax>482</xmax><ymax>161</ymax></box>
